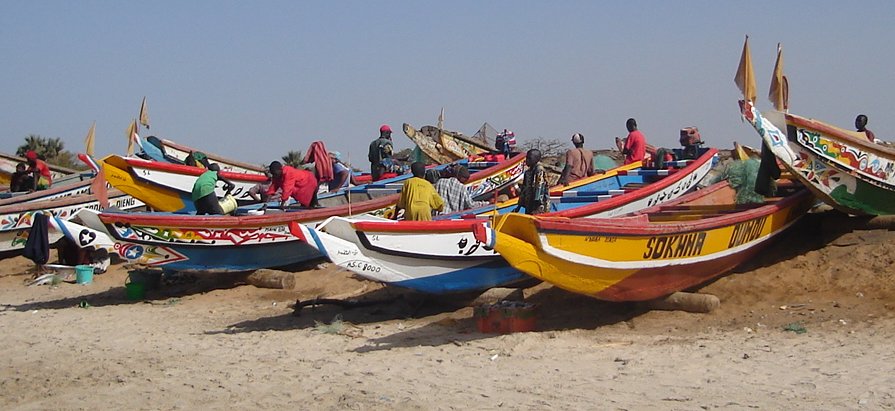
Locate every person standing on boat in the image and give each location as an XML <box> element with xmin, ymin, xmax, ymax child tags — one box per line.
<box><xmin>394</xmin><ymin>162</ymin><xmax>444</xmax><ymax>221</ymax></box>
<box><xmin>855</xmin><ymin>114</ymin><xmax>878</xmax><ymax>143</ymax></box>
<box><xmin>514</xmin><ymin>149</ymin><xmax>550</xmax><ymax>215</ymax></box>
<box><xmin>368</xmin><ymin>125</ymin><xmax>394</xmax><ymax>181</ymax></box>
<box><xmin>24</xmin><ymin>150</ymin><xmax>52</xmax><ymax>191</ymax></box>
<box><xmin>192</xmin><ymin>163</ymin><xmax>236</xmax><ymax>215</ymax></box>
<box><xmin>435</xmin><ymin>165</ymin><xmax>488</xmax><ymax>215</ymax></box>
<box><xmin>266</xmin><ymin>161</ymin><xmax>320</xmax><ymax>209</ymax></box>
<box><xmin>616</xmin><ymin>118</ymin><xmax>647</xmax><ymax>165</ymax></box>
<box><xmin>559</xmin><ymin>133</ymin><xmax>595</xmax><ymax>185</ymax></box>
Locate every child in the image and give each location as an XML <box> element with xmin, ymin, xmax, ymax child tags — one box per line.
<box><xmin>514</xmin><ymin>149</ymin><xmax>549</xmax><ymax>215</ymax></box>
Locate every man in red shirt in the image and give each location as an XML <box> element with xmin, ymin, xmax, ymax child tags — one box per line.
<box><xmin>616</xmin><ymin>118</ymin><xmax>647</xmax><ymax>165</ymax></box>
<box><xmin>24</xmin><ymin>150</ymin><xmax>52</xmax><ymax>190</ymax></box>
<box><xmin>265</xmin><ymin>161</ymin><xmax>320</xmax><ymax>209</ymax></box>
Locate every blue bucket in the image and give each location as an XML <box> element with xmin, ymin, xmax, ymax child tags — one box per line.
<box><xmin>75</xmin><ymin>265</ymin><xmax>94</xmax><ymax>285</ymax></box>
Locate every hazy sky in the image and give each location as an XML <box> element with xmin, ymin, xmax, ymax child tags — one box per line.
<box><xmin>2</xmin><ymin>1</ymin><xmax>892</xmax><ymax>167</ymax></box>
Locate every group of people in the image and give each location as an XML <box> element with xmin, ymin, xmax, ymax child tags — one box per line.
<box><xmin>9</xmin><ymin>150</ymin><xmax>53</xmax><ymax>192</ymax></box>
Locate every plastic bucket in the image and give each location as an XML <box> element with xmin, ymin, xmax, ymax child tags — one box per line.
<box><xmin>125</xmin><ymin>281</ymin><xmax>146</xmax><ymax>300</ymax></box>
<box><xmin>219</xmin><ymin>194</ymin><xmax>237</xmax><ymax>214</ymax></box>
<box><xmin>75</xmin><ymin>265</ymin><xmax>94</xmax><ymax>285</ymax></box>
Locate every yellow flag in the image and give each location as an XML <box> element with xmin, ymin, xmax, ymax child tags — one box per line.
<box><xmin>768</xmin><ymin>43</ymin><xmax>789</xmax><ymax>111</ymax></box>
<box><xmin>139</xmin><ymin>96</ymin><xmax>150</xmax><ymax>129</ymax></box>
<box><xmin>84</xmin><ymin>121</ymin><xmax>96</xmax><ymax>156</ymax></box>
<box><xmin>734</xmin><ymin>35</ymin><xmax>757</xmax><ymax>103</ymax></box>
<box><xmin>126</xmin><ymin>119</ymin><xmax>138</xmax><ymax>156</ymax></box>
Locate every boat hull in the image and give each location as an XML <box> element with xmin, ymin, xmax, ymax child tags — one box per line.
<box><xmin>741</xmin><ymin>101</ymin><xmax>895</xmax><ymax>215</ymax></box>
<box><xmin>313</xmin><ymin>149</ymin><xmax>719</xmax><ymax>294</ymax></box>
<box><xmin>490</xmin><ymin>183</ymin><xmax>813</xmax><ymax>301</ymax></box>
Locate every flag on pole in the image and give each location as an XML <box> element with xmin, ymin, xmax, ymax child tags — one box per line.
<box><xmin>84</xmin><ymin>121</ymin><xmax>96</xmax><ymax>156</ymax></box>
<box><xmin>139</xmin><ymin>96</ymin><xmax>150</xmax><ymax>129</ymax></box>
<box><xmin>125</xmin><ymin>119</ymin><xmax>139</xmax><ymax>156</ymax></box>
<box><xmin>734</xmin><ymin>35</ymin><xmax>757</xmax><ymax>103</ymax></box>
<box><xmin>768</xmin><ymin>43</ymin><xmax>789</xmax><ymax>112</ymax></box>
<box><xmin>437</xmin><ymin>107</ymin><xmax>445</xmax><ymax>129</ymax></box>
<box><xmin>78</xmin><ymin>153</ymin><xmax>109</xmax><ymax>209</ymax></box>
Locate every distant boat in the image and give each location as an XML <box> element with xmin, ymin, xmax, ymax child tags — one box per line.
<box><xmin>485</xmin><ymin>179</ymin><xmax>812</xmax><ymax>302</ymax></box>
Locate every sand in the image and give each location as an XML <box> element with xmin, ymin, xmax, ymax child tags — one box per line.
<box><xmin>2</xmin><ymin>210</ymin><xmax>895</xmax><ymax>410</ymax></box>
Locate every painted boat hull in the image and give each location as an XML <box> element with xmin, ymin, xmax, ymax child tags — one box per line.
<box><xmin>489</xmin><ymin>182</ymin><xmax>813</xmax><ymax>301</ymax></box>
<box><xmin>402</xmin><ymin>123</ymin><xmax>457</xmax><ymax>164</ymax></box>
<box><xmin>740</xmin><ymin>100</ymin><xmax>895</xmax><ymax>215</ymax></box>
<box><xmin>0</xmin><ymin>190</ymin><xmax>143</xmax><ymax>254</ymax></box>
<box><xmin>61</xmin><ymin>155</ymin><xmax>527</xmax><ymax>272</ymax></box>
<box><xmin>312</xmin><ymin>149</ymin><xmax>719</xmax><ymax>294</ymax></box>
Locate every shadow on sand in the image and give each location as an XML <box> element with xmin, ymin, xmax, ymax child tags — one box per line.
<box><xmin>209</xmin><ymin>284</ymin><xmax>647</xmax><ymax>350</ymax></box>
<box><xmin>6</xmin><ymin>271</ymin><xmax>248</xmax><ymax>312</ymax></box>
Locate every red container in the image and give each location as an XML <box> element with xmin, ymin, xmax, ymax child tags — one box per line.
<box><xmin>474</xmin><ymin>303</ymin><xmax>537</xmax><ymax>333</ymax></box>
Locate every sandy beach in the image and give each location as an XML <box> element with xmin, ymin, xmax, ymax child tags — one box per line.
<box><xmin>2</xmin><ymin>210</ymin><xmax>894</xmax><ymax>410</ymax></box>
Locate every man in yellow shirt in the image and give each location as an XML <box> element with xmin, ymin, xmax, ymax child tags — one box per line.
<box><xmin>394</xmin><ymin>162</ymin><xmax>444</xmax><ymax>221</ymax></box>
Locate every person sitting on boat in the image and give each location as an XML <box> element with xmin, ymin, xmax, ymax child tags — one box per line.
<box><xmin>9</xmin><ymin>162</ymin><xmax>34</xmax><ymax>192</ymax></box>
<box><xmin>368</xmin><ymin>125</ymin><xmax>394</xmax><ymax>181</ymax></box>
<box><xmin>328</xmin><ymin>151</ymin><xmax>355</xmax><ymax>192</ymax></box>
<box><xmin>559</xmin><ymin>133</ymin><xmax>596</xmax><ymax>185</ymax></box>
<box><xmin>514</xmin><ymin>149</ymin><xmax>550</xmax><ymax>215</ymax></box>
<box><xmin>23</xmin><ymin>150</ymin><xmax>52</xmax><ymax>191</ymax></box>
<box><xmin>266</xmin><ymin>161</ymin><xmax>320</xmax><ymax>209</ymax></box>
<box><xmin>192</xmin><ymin>163</ymin><xmax>236</xmax><ymax>215</ymax></box>
<box><xmin>247</xmin><ymin>170</ymin><xmax>273</xmax><ymax>202</ymax></box>
<box><xmin>435</xmin><ymin>165</ymin><xmax>488</xmax><ymax>215</ymax></box>
<box><xmin>855</xmin><ymin>114</ymin><xmax>878</xmax><ymax>143</ymax></box>
<box><xmin>615</xmin><ymin>118</ymin><xmax>647</xmax><ymax>165</ymax></box>
<box><xmin>394</xmin><ymin>162</ymin><xmax>444</xmax><ymax>221</ymax></box>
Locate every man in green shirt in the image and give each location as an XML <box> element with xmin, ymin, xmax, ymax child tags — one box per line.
<box><xmin>192</xmin><ymin>163</ymin><xmax>236</xmax><ymax>215</ymax></box>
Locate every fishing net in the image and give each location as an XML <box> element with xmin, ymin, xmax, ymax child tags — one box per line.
<box><xmin>725</xmin><ymin>158</ymin><xmax>772</xmax><ymax>204</ymax></box>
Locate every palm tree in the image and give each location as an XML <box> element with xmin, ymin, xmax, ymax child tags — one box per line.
<box><xmin>16</xmin><ymin>134</ymin><xmax>47</xmax><ymax>157</ymax></box>
<box><xmin>281</xmin><ymin>150</ymin><xmax>303</xmax><ymax>168</ymax></box>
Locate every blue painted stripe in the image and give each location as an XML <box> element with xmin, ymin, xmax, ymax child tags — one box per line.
<box><xmin>391</xmin><ymin>261</ymin><xmax>532</xmax><ymax>294</ymax></box>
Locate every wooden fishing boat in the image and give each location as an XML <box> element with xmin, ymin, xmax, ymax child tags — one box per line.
<box><xmin>102</xmin><ymin>152</ymin><xmax>523</xmax><ymax>213</ymax></box>
<box><xmin>483</xmin><ymin>180</ymin><xmax>812</xmax><ymax>302</ymax></box>
<box><xmin>0</xmin><ymin>189</ymin><xmax>143</xmax><ymax>254</ymax></box>
<box><xmin>404</xmin><ymin>123</ymin><xmax>497</xmax><ymax>162</ymax></box>
<box><xmin>740</xmin><ymin>100</ymin><xmax>895</xmax><ymax>215</ymax></box>
<box><xmin>0</xmin><ymin>152</ymin><xmax>79</xmax><ymax>187</ymax></box>
<box><xmin>55</xmin><ymin>155</ymin><xmax>525</xmax><ymax>272</ymax></box>
<box><xmin>402</xmin><ymin>123</ymin><xmax>457</xmax><ymax>164</ymax></box>
<box><xmin>0</xmin><ymin>175</ymin><xmax>102</xmax><ymax>207</ymax></box>
<box><xmin>139</xmin><ymin>137</ymin><xmax>266</xmax><ymax>175</ymax></box>
<box><xmin>310</xmin><ymin>148</ymin><xmax>719</xmax><ymax>294</ymax></box>
<box><xmin>432</xmin><ymin>126</ymin><xmax>494</xmax><ymax>159</ymax></box>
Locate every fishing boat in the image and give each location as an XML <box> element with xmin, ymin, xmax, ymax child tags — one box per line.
<box><xmin>402</xmin><ymin>123</ymin><xmax>457</xmax><ymax>164</ymax></box>
<box><xmin>101</xmin><ymin>151</ymin><xmax>523</xmax><ymax>213</ymax></box>
<box><xmin>483</xmin><ymin>179</ymin><xmax>812</xmax><ymax>301</ymax></box>
<box><xmin>54</xmin><ymin>155</ymin><xmax>526</xmax><ymax>272</ymax></box>
<box><xmin>310</xmin><ymin>148</ymin><xmax>719</xmax><ymax>294</ymax></box>
<box><xmin>0</xmin><ymin>189</ymin><xmax>143</xmax><ymax>254</ymax></box>
<box><xmin>138</xmin><ymin>136</ymin><xmax>266</xmax><ymax>175</ymax></box>
<box><xmin>0</xmin><ymin>151</ymin><xmax>79</xmax><ymax>187</ymax></box>
<box><xmin>740</xmin><ymin>101</ymin><xmax>895</xmax><ymax>215</ymax></box>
